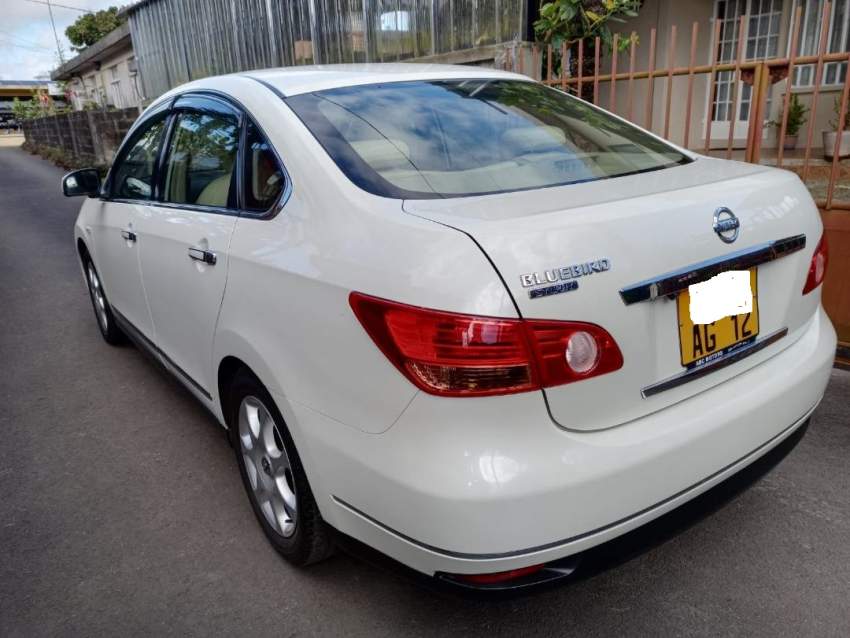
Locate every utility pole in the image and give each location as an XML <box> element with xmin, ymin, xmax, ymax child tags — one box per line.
<box><xmin>46</xmin><ymin>0</ymin><xmax>65</xmax><ymax>65</ymax></box>
<box><xmin>23</xmin><ymin>0</ymin><xmax>94</xmax><ymax>66</ymax></box>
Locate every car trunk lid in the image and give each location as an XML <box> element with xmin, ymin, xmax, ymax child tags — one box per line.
<box><xmin>403</xmin><ymin>157</ymin><xmax>821</xmax><ymax>431</ymax></box>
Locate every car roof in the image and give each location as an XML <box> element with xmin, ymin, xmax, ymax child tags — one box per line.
<box><xmin>241</xmin><ymin>63</ymin><xmax>533</xmax><ymax>97</ymax></box>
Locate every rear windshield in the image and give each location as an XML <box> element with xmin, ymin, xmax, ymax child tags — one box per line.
<box><xmin>286</xmin><ymin>79</ymin><xmax>690</xmax><ymax>199</ymax></box>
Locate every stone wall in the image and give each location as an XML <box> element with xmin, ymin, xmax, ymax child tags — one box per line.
<box><xmin>21</xmin><ymin>107</ymin><xmax>139</xmax><ymax>167</ymax></box>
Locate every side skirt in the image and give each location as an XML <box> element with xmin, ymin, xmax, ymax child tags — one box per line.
<box><xmin>111</xmin><ymin>308</ymin><xmax>225</xmax><ymax>426</ymax></box>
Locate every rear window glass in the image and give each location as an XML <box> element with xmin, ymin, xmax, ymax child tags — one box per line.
<box><xmin>286</xmin><ymin>79</ymin><xmax>690</xmax><ymax>199</ymax></box>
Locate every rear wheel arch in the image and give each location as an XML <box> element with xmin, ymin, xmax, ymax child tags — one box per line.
<box><xmin>215</xmin><ymin>354</ymin><xmax>327</xmax><ymax>505</ymax></box>
<box><xmin>218</xmin><ymin>355</ymin><xmax>254</xmax><ymax>430</ymax></box>
<box><xmin>218</xmin><ymin>356</ymin><xmax>283</xmax><ymax>434</ymax></box>
<box><xmin>77</xmin><ymin>238</ymin><xmax>91</xmax><ymax>265</ymax></box>
<box><xmin>225</xmin><ymin>362</ymin><xmax>336</xmax><ymax>565</ymax></box>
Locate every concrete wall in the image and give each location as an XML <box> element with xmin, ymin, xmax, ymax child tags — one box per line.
<box><xmin>785</xmin><ymin>88</ymin><xmax>848</xmax><ymax>154</ymax></box>
<box><xmin>21</xmin><ymin>107</ymin><xmax>138</xmax><ymax>166</ymax></box>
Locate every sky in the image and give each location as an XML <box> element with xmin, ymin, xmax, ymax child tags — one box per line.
<box><xmin>0</xmin><ymin>0</ymin><xmax>122</xmax><ymax>81</ymax></box>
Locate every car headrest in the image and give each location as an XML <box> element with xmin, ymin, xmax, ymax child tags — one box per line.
<box><xmin>501</xmin><ymin>126</ymin><xmax>567</xmax><ymax>154</ymax></box>
<box><xmin>350</xmin><ymin>138</ymin><xmax>411</xmax><ymax>172</ymax></box>
<box><xmin>196</xmin><ymin>173</ymin><xmax>231</xmax><ymax>207</ymax></box>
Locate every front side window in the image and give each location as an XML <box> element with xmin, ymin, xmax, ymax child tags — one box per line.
<box><xmin>109</xmin><ymin>114</ymin><xmax>167</xmax><ymax>200</ymax></box>
<box><xmin>243</xmin><ymin>120</ymin><xmax>285</xmax><ymax>212</ymax></box>
<box><xmin>162</xmin><ymin>110</ymin><xmax>239</xmax><ymax>208</ymax></box>
<box><xmin>287</xmin><ymin>79</ymin><xmax>689</xmax><ymax>199</ymax></box>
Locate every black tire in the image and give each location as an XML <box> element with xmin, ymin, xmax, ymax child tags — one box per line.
<box><xmin>228</xmin><ymin>369</ymin><xmax>335</xmax><ymax>566</ymax></box>
<box><xmin>82</xmin><ymin>257</ymin><xmax>125</xmax><ymax>345</ymax></box>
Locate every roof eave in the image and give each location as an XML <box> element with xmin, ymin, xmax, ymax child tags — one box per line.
<box><xmin>117</xmin><ymin>0</ymin><xmax>155</xmax><ymax>18</ymax></box>
<box><xmin>50</xmin><ymin>23</ymin><xmax>132</xmax><ymax>81</ymax></box>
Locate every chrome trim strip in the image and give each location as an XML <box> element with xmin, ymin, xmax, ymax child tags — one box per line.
<box><xmin>619</xmin><ymin>234</ymin><xmax>806</xmax><ymax>305</ymax></box>
<box><xmin>101</xmin><ymin>87</ymin><xmax>293</xmax><ymax>221</ymax></box>
<box><xmin>331</xmin><ymin>403</ymin><xmax>812</xmax><ymax>561</ymax></box>
<box><xmin>641</xmin><ymin>327</ymin><xmax>788</xmax><ymax>398</ymax></box>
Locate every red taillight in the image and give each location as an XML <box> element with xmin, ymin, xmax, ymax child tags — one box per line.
<box><xmin>447</xmin><ymin>563</ymin><xmax>546</xmax><ymax>585</ymax></box>
<box><xmin>349</xmin><ymin>292</ymin><xmax>623</xmax><ymax>397</ymax></box>
<box><xmin>525</xmin><ymin>319</ymin><xmax>624</xmax><ymax>388</ymax></box>
<box><xmin>802</xmin><ymin>233</ymin><xmax>829</xmax><ymax>294</ymax></box>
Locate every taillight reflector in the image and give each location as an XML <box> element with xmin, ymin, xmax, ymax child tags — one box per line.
<box><xmin>447</xmin><ymin>563</ymin><xmax>546</xmax><ymax>585</ymax></box>
<box><xmin>802</xmin><ymin>233</ymin><xmax>829</xmax><ymax>294</ymax></box>
<box><xmin>349</xmin><ymin>292</ymin><xmax>623</xmax><ymax>397</ymax></box>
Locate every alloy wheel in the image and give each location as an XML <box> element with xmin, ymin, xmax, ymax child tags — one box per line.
<box><xmin>238</xmin><ymin>395</ymin><xmax>297</xmax><ymax>538</ymax></box>
<box><xmin>87</xmin><ymin>264</ymin><xmax>109</xmax><ymax>332</ymax></box>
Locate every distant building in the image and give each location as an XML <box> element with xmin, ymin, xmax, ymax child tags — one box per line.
<box><xmin>0</xmin><ymin>80</ymin><xmax>64</xmax><ymax>127</ymax></box>
<box><xmin>51</xmin><ymin>23</ymin><xmax>144</xmax><ymax>111</ymax></box>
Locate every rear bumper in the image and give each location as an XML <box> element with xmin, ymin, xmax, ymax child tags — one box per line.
<box><xmin>285</xmin><ymin>307</ymin><xmax>836</xmax><ymax>576</ymax></box>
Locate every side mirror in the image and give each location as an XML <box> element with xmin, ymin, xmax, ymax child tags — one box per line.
<box><xmin>62</xmin><ymin>168</ymin><xmax>101</xmax><ymax>198</ymax></box>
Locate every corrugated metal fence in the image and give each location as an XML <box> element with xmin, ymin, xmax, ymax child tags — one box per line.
<box><xmin>128</xmin><ymin>0</ymin><xmax>528</xmax><ymax>100</ymax></box>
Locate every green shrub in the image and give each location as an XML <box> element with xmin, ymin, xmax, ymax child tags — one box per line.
<box><xmin>829</xmin><ymin>96</ymin><xmax>850</xmax><ymax>131</ymax></box>
<box><xmin>770</xmin><ymin>93</ymin><xmax>808</xmax><ymax>136</ymax></box>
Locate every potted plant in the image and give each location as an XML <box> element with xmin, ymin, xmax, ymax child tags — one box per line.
<box><xmin>823</xmin><ymin>96</ymin><xmax>850</xmax><ymax>160</ymax></box>
<box><xmin>771</xmin><ymin>93</ymin><xmax>807</xmax><ymax>150</ymax></box>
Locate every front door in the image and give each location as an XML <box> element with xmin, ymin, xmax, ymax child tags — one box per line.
<box><xmin>709</xmin><ymin>0</ymin><xmax>782</xmax><ymax>145</ymax></box>
<box><xmin>138</xmin><ymin>95</ymin><xmax>241</xmax><ymax>398</ymax></box>
<box><xmin>93</xmin><ymin>110</ymin><xmax>170</xmax><ymax>340</ymax></box>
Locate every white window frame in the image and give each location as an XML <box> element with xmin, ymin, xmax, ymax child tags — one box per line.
<box><xmin>107</xmin><ymin>65</ymin><xmax>123</xmax><ymax>109</ymax></box>
<box><xmin>788</xmin><ymin>0</ymin><xmax>850</xmax><ymax>87</ymax></box>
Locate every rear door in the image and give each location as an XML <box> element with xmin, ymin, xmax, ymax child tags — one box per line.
<box><xmin>404</xmin><ymin>158</ymin><xmax>822</xmax><ymax>431</ymax></box>
<box><xmin>137</xmin><ymin>95</ymin><xmax>241</xmax><ymax>398</ymax></box>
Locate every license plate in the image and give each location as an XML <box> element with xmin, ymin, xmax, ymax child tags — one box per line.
<box><xmin>677</xmin><ymin>268</ymin><xmax>759</xmax><ymax>367</ymax></box>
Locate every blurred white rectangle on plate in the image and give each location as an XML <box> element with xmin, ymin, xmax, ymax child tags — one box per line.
<box><xmin>689</xmin><ymin>270</ymin><xmax>752</xmax><ymax>324</ymax></box>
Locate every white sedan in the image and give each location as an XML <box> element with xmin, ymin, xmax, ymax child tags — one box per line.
<box><xmin>64</xmin><ymin>64</ymin><xmax>835</xmax><ymax>589</ymax></box>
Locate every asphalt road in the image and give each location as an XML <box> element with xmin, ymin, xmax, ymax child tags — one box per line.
<box><xmin>1</xmin><ymin>145</ymin><xmax>849</xmax><ymax>637</ymax></box>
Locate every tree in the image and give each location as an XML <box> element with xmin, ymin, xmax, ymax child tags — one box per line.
<box><xmin>65</xmin><ymin>7</ymin><xmax>125</xmax><ymax>52</ymax></box>
<box><xmin>534</xmin><ymin>1</ymin><xmax>642</xmax><ymax>98</ymax></box>
<box><xmin>534</xmin><ymin>0</ymin><xmax>641</xmax><ymax>53</ymax></box>
<box><xmin>12</xmin><ymin>90</ymin><xmax>70</xmax><ymax>120</ymax></box>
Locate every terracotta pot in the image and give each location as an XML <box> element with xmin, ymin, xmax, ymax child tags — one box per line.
<box><xmin>823</xmin><ymin>130</ymin><xmax>850</xmax><ymax>160</ymax></box>
<box><xmin>783</xmin><ymin>135</ymin><xmax>798</xmax><ymax>150</ymax></box>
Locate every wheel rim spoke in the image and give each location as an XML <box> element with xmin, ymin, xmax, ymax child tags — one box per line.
<box><xmin>238</xmin><ymin>398</ymin><xmax>261</xmax><ymax>452</ymax></box>
<box><xmin>258</xmin><ymin>494</ymin><xmax>276</xmax><ymax>530</ymax></box>
<box><xmin>243</xmin><ymin>453</ymin><xmax>259</xmax><ymax>491</ymax></box>
<box><xmin>275</xmin><ymin>472</ymin><xmax>297</xmax><ymax>515</ymax></box>
<box><xmin>271</xmin><ymin>491</ymin><xmax>295</xmax><ymax>536</ymax></box>
<box><xmin>259</xmin><ymin>407</ymin><xmax>278</xmax><ymax>458</ymax></box>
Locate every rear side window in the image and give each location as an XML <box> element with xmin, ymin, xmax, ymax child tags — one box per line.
<box><xmin>110</xmin><ymin>114</ymin><xmax>167</xmax><ymax>200</ymax></box>
<box><xmin>287</xmin><ymin>79</ymin><xmax>690</xmax><ymax>199</ymax></box>
<box><xmin>162</xmin><ymin>111</ymin><xmax>239</xmax><ymax>208</ymax></box>
<box><xmin>243</xmin><ymin>120</ymin><xmax>285</xmax><ymax>212</ymax></box>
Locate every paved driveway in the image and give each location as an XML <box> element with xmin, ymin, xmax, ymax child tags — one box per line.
<box><xmin>0</xmin><ymin>133</ymin><xmax>23</xmax><ymax>148</ymax></box>
<box><xmin>1</xmin><ymin>146</ymin><xmax>849</xmax><ymax>637</ymax></box>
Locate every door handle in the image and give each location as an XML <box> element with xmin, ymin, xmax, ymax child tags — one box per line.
<box><xmin>121</xmin><ymin>229</ymin><xmax>137</xmax><ymax>243</ymax></box>
<box><xmin>188</xmin><ymin>247</ymin><xmax>217</xmax><ymax>266</ymax></box>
